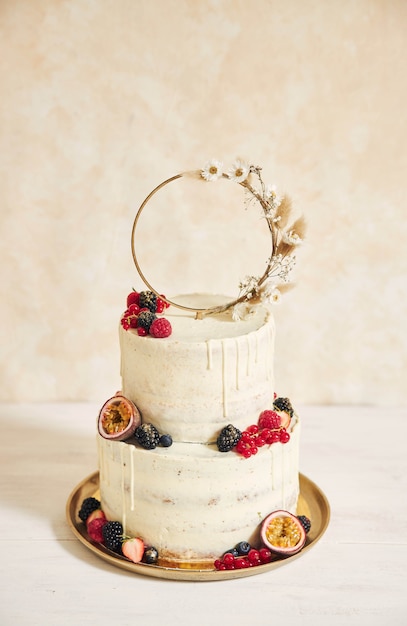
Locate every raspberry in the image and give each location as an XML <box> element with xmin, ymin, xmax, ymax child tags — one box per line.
<box><xmin>258</xmin><ymin>410</ymin><xmax>281</xmax><ymax>430</ymax></box>
<box><xmin>102</xmin><ymin>521</ymin><xmax>123</xmax><ymax>553</ymax></box>
<box><xmin>149</xmin><ymin>318</ymin><xmax>172</xmax><ymax>338</ymax></box>
<box><xmin>297</xmin><ymin>515</ymin><xmax>312</xmax><ymax>534</ymax></box>
<box><xmin>87</xmin><ymin>517</ymin><xmax>107</xmax><ymax>543</ymax></box>
<box><xmin>78</xmin><ymin>497</ymin><xmax>101</xmax><ymax>522</ymax></box>
<box><xmin>135</xmin><ymin>423</ymin><xmax>160</xmax><ymax>449</ymax></box>
<box><xmin>273</xmin><ymin>397</ymin><xmax>294</xmax><ymax>418</ymax></box>
<box><xmin>216</xmin><ymin>424</ymin><xmax>242</xmax><ymax>452</ymax></box>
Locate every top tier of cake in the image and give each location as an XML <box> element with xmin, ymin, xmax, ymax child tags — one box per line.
<box><xmin>119</xmin><ymin>294</ymin><xmax>275</xmax><ymax>444</ymax></box>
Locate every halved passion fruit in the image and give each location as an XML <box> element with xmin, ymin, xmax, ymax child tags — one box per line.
<box><xmin>260</xmin><ymin>510</ymin><xmax>306</xmax><ymax>556</ymax></box>
<box><xmin>98</xmin><ymin>395</ymin><xmax>141</xmax><ymax>441</ymax></box>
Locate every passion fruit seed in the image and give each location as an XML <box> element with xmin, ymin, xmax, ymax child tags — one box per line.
<box><xmin>265</xmin><ymin>516</ymin><xmax>302</xmax><ymax>548</ymax></box>
<box><xmin>101</xmin><ymin>400</ymin><xmax>132</xmax><ymax>435</ymax></box>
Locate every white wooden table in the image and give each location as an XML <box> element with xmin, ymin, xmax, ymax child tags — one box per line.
<box><xmin>1</xmin><ymin>403</ymin><xmax>406</xmax><ymax>625</ymax></box>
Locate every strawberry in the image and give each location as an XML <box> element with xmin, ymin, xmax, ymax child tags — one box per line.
<box><xmin>122</xmin><ymin>537</ymin><xmax>145</xmax><ymax>563</ymax></box>
<box><xmin>87</xmin><ymin>517</ymin><xmax>107</xmax><ymax>543</ymax></box>
<box><xmin>149</xmin><ymin>318</ymin><xmax>172</xmax><ymax>338</ymax></box>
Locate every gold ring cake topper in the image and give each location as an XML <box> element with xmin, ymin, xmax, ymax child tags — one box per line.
<box><xmin>131</xmin><ymin>158</ymin><xmax>306</xmax><ymax>319</ymax></box>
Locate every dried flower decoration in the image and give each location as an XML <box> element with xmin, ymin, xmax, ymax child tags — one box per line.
<box><xmin>131</xmin><ymin>159</ymin><xmax>305</xmax><ymax>319</ymax></box>
<box><xmin>198</xmin><ymin>161</ymin><xmax>306</xmax><ymax>318</ymax></box>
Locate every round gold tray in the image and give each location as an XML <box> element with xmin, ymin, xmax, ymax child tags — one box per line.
<box><xmin>66</xmin><ymin>471</ymin><xmax>330</xmax><ymax>581</ymax></box>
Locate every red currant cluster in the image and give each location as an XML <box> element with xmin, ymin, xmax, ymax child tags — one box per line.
<box><xmin>235</xmin><ymin>410</ymin><xmax>291</xmax><ymax>459</ymax></box>
<box><xmin>214</xmin><ymin>547</ymin><xmax>273</xmax><ymax>571</ymax></box>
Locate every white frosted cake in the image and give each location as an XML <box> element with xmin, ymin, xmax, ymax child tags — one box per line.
<box><xmin>97</xmin><ymin>294</ymin><xmax>300</xmax><ymax>567</ymax></box>
<box><xmin>79</xmin><ymin>159</ymin><xmax>310</xmax><ymax>571</ymax></box>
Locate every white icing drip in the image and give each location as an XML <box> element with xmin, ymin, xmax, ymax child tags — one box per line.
<box><xmin>222</xmin><ymin>339</ymin><xmax>228</xmax><ymax>417</ymax></box>
<box><xmin>120</xmin><ymin>444</ymin><xmax>127</xmax><ymax>533</ymax></box>
<box><xmin>246</xmin><ymin>335</ymin><xmax>252</xmax><ymax>376</ymax></box>
<box><xmin>206</xmin><ymin>340</ymin><xmax>213</xmax><ymax>370</ymax></box>
<box><xmin>236</xmin><ymin>338</ymin><xmax>240</xmax><ymax>390</ymax></box>
<box><xmin>130</xmin><ymin>445</ymin><xmax>135</xmax><ymax>511</ymax></box>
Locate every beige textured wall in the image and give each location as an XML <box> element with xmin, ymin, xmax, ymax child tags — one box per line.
<box><xmin>1</xmin><ymin>0</ymin><xmax>406</xmax><ymax>405</ymax></box>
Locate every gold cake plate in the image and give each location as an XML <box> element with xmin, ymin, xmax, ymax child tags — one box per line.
<box><xmin>66</xmin><ymin>471</ymin><xmax>330</xmax><ymax>581</ymax></box>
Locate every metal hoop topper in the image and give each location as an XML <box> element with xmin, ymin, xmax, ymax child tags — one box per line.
<box><xmin>131</xmin><ymin>159</ymin><xmax>305</xmax><ymax>319</ymax></box>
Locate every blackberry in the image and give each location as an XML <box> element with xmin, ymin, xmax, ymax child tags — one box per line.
<box><xmin>78</xmin><ymin>497</ymin><xmax>101</xmax><ymax>522</ymax></box>
<box><xmin>102</xmin><ymin>521</ymin><xmax>123</xmax><ymax>553</ymax></box>
<box><xmin>159</xmin><ymin>434</ymin><xmax>173</xmax><ymax>447</ymax></box>
<box><xmin>139</xmin><ymin>291</ymin><xmax>157</xmax><ymax>312</ymax></box>
<box><xmin>216</xmin><ymin>424</ymin><xmax>242</xmax><ymax>452</ymax></box>
<box><xmin>273</xmin><ymin>397</ymin><xmax>294</xmax><ymax>418</ymax></box>
<box><xmin>297</xmin><ymin>515</ymin><xmax>311</xmax><ymax>534</ymax></box>
<box><xmin>135</xmin><ymin>423</ymin><xmax>160</xmax><ymax>449</ymax></box>
<box><xmin>137</xmin><ymin>310</ymin><xmax>157</xmax><ymax>331</ymax></box>
<box><xmin>143</xmin><ymin>546</ymin><xmax>159</xmax><ymax>564</ymax></box>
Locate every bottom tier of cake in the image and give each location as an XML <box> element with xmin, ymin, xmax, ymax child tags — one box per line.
<box><xmin>97</xmin><ymin>417</ymin><xmax>300</xmax><ymax>566</ymax></box>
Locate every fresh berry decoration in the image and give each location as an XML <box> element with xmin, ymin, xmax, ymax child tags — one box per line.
<box><xmin>235</xmin><ymin>541</ymin><xmax>251</xmax><ymax>556</ymax></box>
<box><xmin>143</xmin><ymin>546</ymin><xmax>159</xmax><ymax>564</ymax></box>
<box><xmin>214</xmin><ymin>540</ymin><xmax>273</xmax><ymax>570</ymax></box>
<box><xmin>139</xmin><ymin>290</ymin><xmax>157</xmax><ymax>312</ymax></box>
<box><xmin>78</xmin><ymin>497</ymin><xmax>101</xmax><ymax>523</ymax></box>
<box><xmin>86</xmin><ymin>508</ymin><xmax>107</xmax><ymax>528</ymax></box>
<box><xmin>149</xmin><ymin>317</ymin><xmax>172</xmax><ymax>338</ymax></box>
<box><xmin>127</xmin><ymin>290</ymin><xmax>140</xmax><ymax>307</ymax></box>
<box><xmin>102</xmin><ymin>521</ymin><xmax>124</xmax><ymax>554</ymax></box>
<box><xmin>137</xmin><ymin>310</ymin><xmax>157</xmax><ymax>332</ymax></box>
<box><xmin>159</xmin><ymin>434</ymin><xmax>173</xmax><ymax>447</ymax></box>
<box><xmin>273</xmin><ymin>397</ymin><xmax>294</xmax><ymax>418</ymax></box>
<box><xmin>135</xmin><ymin>423</ymin><xmax>160</xmax><ymax>450</ymax></box>
<box><xmin>216</xmin><ymin>424</ymin><xmax>242</xmax><ymax>452</ymax></box>
<box><xmin>297</xmin><ymin>515</ymin><xmax>312</xmax><ymax>534</ymax></box>
<box><xmin>258</xmin><ymin>410</ymin><xmax>281</xmax><ymax>430</ymax></box>
<box><xmin>87</xmin><ymin>517</ymin><xmax>107</xmax><ymax>543</ymax></box>
<box><xmin>122</xmin><ymin>290</ymin><xmax>171</xmax><ymax>337</ymax></box>
<box><xmin>122</xmin><ymin>537</ymin><xmax>145</xmax><ymax>563</ymax></box>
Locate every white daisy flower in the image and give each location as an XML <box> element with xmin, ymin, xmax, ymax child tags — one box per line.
<box><xmin>264</xmin><ymin>184</ymin><xmax>277</xmax><ymax>199</ymax></box>
<box><xmin>201</xmin><ymin>159</ymin><xmax>224</xmax><ymax>181</ymax></box>
<box><xmin>283</xmin><ymin>230</ymin><xmax>303</xmax><ymax>245</ymax></box>
<box><xmin>232</xmin><ymin>302</ymin><xmax>247</xmax><ymax>321</ymax></box>
<box><xmin>227</xmin><ymin>159</ymin><xmax>250</xmax><ymax>183</ymax></box>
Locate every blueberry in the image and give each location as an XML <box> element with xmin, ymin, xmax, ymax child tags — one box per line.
<box><xmin>235</xmin><ymin>541</ymin><xmax>251</xmax><ymax>556</ymax></box>
<box><xmin>159</xmin><ymin>434</ymin><xmax>173</xmax><ymax>448</ymax></box>
<box><xmin>223</xmin><ymin>548</ymin><xmax>239</xmax><ymax>558</ymax></box>
<box><xmin>143</xmin><ymin>546</ymin><xmax>159</xmax><ymax>564</ymax></box>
